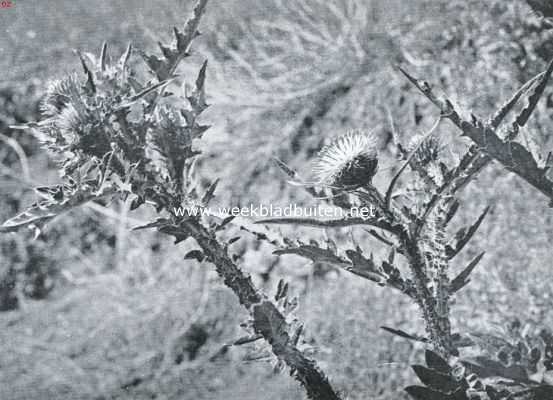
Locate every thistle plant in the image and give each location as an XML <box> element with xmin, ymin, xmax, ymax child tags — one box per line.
<box><xmin>2</xmin><ymin>0</ymin><xmax>553</xmax><ymax>399</ymax></box>
<box><xmin>1</xmin><ymin>1</ymin><xmax>342</xmax><ymax>399</ymax></box>
<box><xmin>258</xmin><ymin>55</ymin><xmax>553</xmax><ymax>399</ymax></box>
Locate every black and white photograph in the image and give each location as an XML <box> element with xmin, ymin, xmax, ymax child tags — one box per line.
<box><xmin>1</xmin><ymin>1</ymin><xmax>553</xmax><ymax>399</ymax></box>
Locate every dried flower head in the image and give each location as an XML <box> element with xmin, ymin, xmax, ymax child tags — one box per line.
<box><xmin>313</xmin><ymin>130</ymin><xmax>378</xmax><ymax>187</ymax></box>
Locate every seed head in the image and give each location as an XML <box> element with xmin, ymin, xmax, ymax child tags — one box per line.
<box><xmin>313</xmin><ymin>130</ymin><xmax>378</xmax><ymax>187</ymax></box>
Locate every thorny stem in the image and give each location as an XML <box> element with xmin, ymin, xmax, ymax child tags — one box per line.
<box><xmin>181</xmin><ymin>219</ymin><xmax>343</xmax><ymax>400</ymax></box>
<box><xmin>359</xmin><ymin>183</ymin><xmax>455</xmax><ymax>356</ymax></box>
<box><xmin>399</xmin><ymin>229</ymin><xmax>454</xmax><ymax>357</ymax></box>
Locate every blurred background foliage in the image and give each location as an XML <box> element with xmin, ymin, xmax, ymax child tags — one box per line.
<box><xmin>0</xmin><ymin>0</ymin><xmax>552</xmax><ymax>399</ymax></box>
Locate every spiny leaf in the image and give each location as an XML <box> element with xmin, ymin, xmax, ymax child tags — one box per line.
<box><xmin>400</xmin><ymin>63</ymin><xmax>553</xmax><ymax>205</ymax></box>
<box><xmin>381</xmin><ymin>326</ymin><xmax>428</xmax><ymax>343</ymax></box>
<box><xmin>76</xmin><ymin>50</ymin><xmax>96</xmax><ymax>93</ymax></box>
<box><xmin>516</xmin><ymin>58</ymin><xmax>553</xmax><ymax>127</ymax></box>
<box><xmin>196</xmin><ymin>59</ymin><xmax>208</xmax><ymax>92</ymax></box>
<box><xmin>119</xmin><ymin>43</ymin><xmax>132</xmax><ymax>70</ymax></box>
<box><xmin>446</xmin><ymin>206</ymin><xmax>490</xmax><ymax>259</ymax></box>
<box><xmin>273</xmin><ymin>157</ymin><xmax>320</xmax><ymax>198</ymax></box>
<box><xmin>443</xmin><ymin>199</ymin><xmax>460</xmax><ymax>225</ymax></box>
<box><xmin>0</xmin><ymin>202</ymin><xmax>57</xmax><ymax>233</ymax></box>
<box><xmin>132</xmin><ymin>218</ymin><xmax>171</xmax><ymax>231</ymax></box>
<box><xmin>127</xmin><ymin>79</ymin><xmax>173</xmax><ymax>103</ymax></box>
<box><xmin>216</xmin><ymin>215</ymin><xmax>235</xmax><ymax>231</ymax></box>
<box><xmin>275</xmin><ymin>279</ymin><xmax>288</xmax><ymax>301</ymax></box>
<box><xmin>366</xmin><ymin>229</ymin><xmax>396</xmax><ymax>248</ymax></box>
<box><xmin>450</xmin><ymin>252</ymin><xmax>485</xmax><ymax>294</ymax></box>
<box><xmin>274</xmin><ymin>245</ymin><xmax>349</xmax><ymax>265</ymax></box>
<box><xmin>140</xmin><ymin>51</ymin><xmax>172</xmax><ymax>81</ymax></box>
<box><xmin>1</xmin><ymin>187</ymin><xmax>110</xmax><ymax>233</ymax></box>
<box><xmin>252</xmin><ymin>301</ymin><xmax>289</xmax><ymax>348</ymax></box>
<box><xmin>489</xmin><ymin>71</ymin><xmax>545</xmax><ymax>128</ymax></box>
<box><xmin>256</xmin><ymin>217</ymin><xmax>369</xmax><ymax>229</ymax></box>
<box><xmin>158</xmin><ymin>41</ymin><xmax>176</xmax><ymax>60</ymax></box>
<box><xmin>228</xmin><ymin>236</ymin><xmax>240</xmax><ymax>244</ymax></box>
<box><xmin>232</xmin><ymin>334</ymin><xmax>263</xmax><ymax>346</ymax></box>
<box><xmin>100</xmin><ymin>41</ymin><xmax>108</xmax><ymax>71</ymax></box>
<box><xmin>201</xmin><ymin>178</ymin><xmax>219</xmax><ymax>205</ymax></box>
<box><xmin>345</xmin><ymin>249</ymin><xmax>377</xmax><ymax>271</ymax></box>
<box><xmin>274</xmin><ymin>157</ymin><xmax>297</xmax><ymax>179</ymax></box>
<box><xmin>239</xmin><ymin>218</ymin><xmax>285</xmax><ymax>247</ymax></box>
<box><xmin>291</xmin><ymin>324</ymin><xmax>303</xmax><ymax>346</ymax></box>
<box><xmin>175</xmin><ymin>0</ymin><xmax>208</xmax><ymax>54</ymax></box>
<box><xmin>188</xmin><ymin>60</ymin><xmax>209</xmax><ymax>113</ymax></box>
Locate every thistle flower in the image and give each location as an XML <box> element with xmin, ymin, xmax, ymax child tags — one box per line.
<box><xmin>408</xmin><ymin>134</ymin><xmax>440</xmax><ymax>167</ymax></box>
<box><xmin>313</xmin><ymin>130</ymin><xmax>378</xmax><ymax>187</ymax></box>
<box><xmin>41</xmin><ymin>74</ymin><xmax>82</xmax><ymax>118</ymax></box>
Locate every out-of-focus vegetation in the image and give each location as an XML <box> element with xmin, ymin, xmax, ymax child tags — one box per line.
<box><xmin>0</xmin><ymin>0</ymin><xmax>552</xmax><ymax>399</ymax></box>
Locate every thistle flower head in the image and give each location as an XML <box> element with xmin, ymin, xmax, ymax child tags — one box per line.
<box><xmin>408</xmin><ymin>134</ymin><xmax>441</xmax><ymax>166</ymax></box>
<box><xmin>41</xmin><ymin>74</ymin><xmax>83</xmax><ymax>118</ymax></box>
<box><xmin>313</xmin><ymin>130</ymin><xmax>378</xmax><ymax>187</ymax></box>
